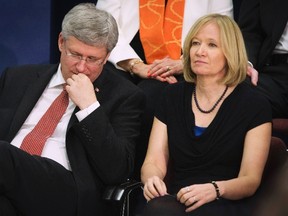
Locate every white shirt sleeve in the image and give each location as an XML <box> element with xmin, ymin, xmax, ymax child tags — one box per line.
<box><xmin>75</xmin><ymin>101</ymin><xmax>100</xmax><ymax>121</ymax></box>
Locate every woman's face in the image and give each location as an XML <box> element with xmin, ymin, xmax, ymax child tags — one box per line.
<box><xmin>189</xmin><ymin>22</ymin><xmax>227</xmax><ymax>79</ymax></box>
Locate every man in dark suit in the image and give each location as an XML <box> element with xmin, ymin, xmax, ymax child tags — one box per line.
<box><xmin>238</xmin><ymin>0</ymin><xmax>288</xmax><ymax>118</ymax></box>
<box><xmin>0</xmin><ymin>3</ymin><xmax>145</xmax><ymax>216</ymax></box>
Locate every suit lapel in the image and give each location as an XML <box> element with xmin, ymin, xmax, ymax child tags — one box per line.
<box><xmin>6</xmin><ymin>65</ymin><xmax>57</xmax><ymax>141</ymax></box>
<box><xmin>67</xmin><ymin>107</ymin><xmax>80</xmax><ymax>132</ymax></box>
<box><xmin>91</xmin><ymin>68</ymin><xmax>110</xmax><ymax>104</ymax></box>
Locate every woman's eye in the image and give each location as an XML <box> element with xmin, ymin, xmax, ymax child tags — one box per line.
<box><xmin>191</xmin><ymin>41</ymin><xmax>200</xmax><ymax>46</ymax></box>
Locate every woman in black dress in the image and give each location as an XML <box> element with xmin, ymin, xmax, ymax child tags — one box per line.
<box><xmin>140</xmin><ymin>14</ymin><xmax>272</xmax><ymax>216</ymax></box>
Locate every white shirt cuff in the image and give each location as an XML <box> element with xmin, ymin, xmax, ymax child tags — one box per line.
<box><xmin>75</xmin><ymin>101</ymin><xmax>100</xmax><ymax>122</ymax></box>
<box><xmin>248</xmin><ymin>61</ymin><xmax>254</xmax><ymax>68</ymax></box>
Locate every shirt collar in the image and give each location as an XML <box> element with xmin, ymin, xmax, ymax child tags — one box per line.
<box><xmin>47</xmin><ymin>64</ymin><xmax>66</xmax><ymax>89</ymax></box>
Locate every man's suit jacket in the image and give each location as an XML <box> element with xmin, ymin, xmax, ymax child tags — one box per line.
<box><xmin>0</xmin><ymin>64</ymin><xmax>145</xmax><ymax>215</ymax></box>
<box><xmin>238</xmin><ymin>0</ymin><xmax>288</xmax><ymax>70</ymax></box>
<box><xmin>96</xmin><ymin>0</ymin><xmax>233</xmax><ymax>67</ymax></box>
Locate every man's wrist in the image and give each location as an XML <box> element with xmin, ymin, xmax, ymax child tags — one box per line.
<box><xmin>75</xmin><ymin>101</ymin><xmax>100</xmax><ymax>121</ymax></box>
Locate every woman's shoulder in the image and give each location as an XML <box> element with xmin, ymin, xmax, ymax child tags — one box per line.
<box><xmin>229</xmin><ymin>82</ymin><xmax>272</xmax><ymax>115</ymax></box>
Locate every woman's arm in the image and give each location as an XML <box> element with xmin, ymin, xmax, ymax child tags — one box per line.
<box><xmin>217</xmin><ymin>122</ymin><xmax>271</xmax><ymax>199</ymax></box>
<box><xmin>141</xmin><ymin>117</ymin><xmax>170</xmax><ymax>200</ymax></box>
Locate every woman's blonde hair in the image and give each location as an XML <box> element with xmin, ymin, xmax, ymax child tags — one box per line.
<box><xmin>183</xmin><ymin>14</ymin><xmax>248</xmax><ymax>86</ymax></box>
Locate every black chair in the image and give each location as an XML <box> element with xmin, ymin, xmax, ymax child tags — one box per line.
<box><xmin>253</xmin><ymin>136</ymin><xmax>288</xmax><ymax>216</ymax></box>
<box><xmin>103</xmin><ymin>179</ymin><xmax>144</xmax><ymax>216</ymax></box>
<box><xmin>272</xmin><ymin>118</ymin><xmax>288</xmax><ymax>147</ymax></box>
<box><xmin>258</xmin><ymin>136</ymin><xmax>288</xmax><ymax>193</ymax></box>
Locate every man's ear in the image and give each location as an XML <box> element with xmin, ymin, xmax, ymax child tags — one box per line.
<box><xmin>103</xmin><ymin>52</ymin><xmax>111</xmax><ymax>64</ymax></box>
<box><xmin>58</xmin><ymin>33</ymin><xmax>64</xmax><ymax>52</ymax></box>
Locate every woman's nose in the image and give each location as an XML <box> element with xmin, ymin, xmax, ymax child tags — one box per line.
<box><xmin>196</xmin><ymin>44</ymin><xmax>206</xmax><ymax>56</ymax></box>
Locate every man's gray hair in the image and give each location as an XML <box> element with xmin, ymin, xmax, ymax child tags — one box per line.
<box><xmin>61</xmin><ymin>3</ymin><xmax>118</xmax><ymax>53</ymax></box>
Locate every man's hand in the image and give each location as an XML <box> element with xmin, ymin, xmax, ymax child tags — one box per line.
<box><xmin>247</xmin><ymin>65</ymin><xmax>258</xmax><ymax>86</ymax></box>
<box><xmin>66</xmin><ymin>73</ymin><xmax>97</xmax><ymax>109</ymax></box>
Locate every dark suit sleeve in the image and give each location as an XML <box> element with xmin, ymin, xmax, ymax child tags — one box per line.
<box><xmin>72</xmin><ymin>89</ymin><xmax>145</xmax><ymax>184</ymax></box>
<box><xmin>238</xmin><ymin>0</ymin><xmax>263</xmax><ymax>66</ymax></box>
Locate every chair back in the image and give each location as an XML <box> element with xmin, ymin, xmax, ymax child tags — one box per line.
<box><xmin>254</xmin><ymin>137</ymin><xmax>288</xmax><ymax>216</ymax></box>
<box><xmin>263</xmin><ymin>136</ymin><xmax>288</xmax><ymax>182</ymax></box>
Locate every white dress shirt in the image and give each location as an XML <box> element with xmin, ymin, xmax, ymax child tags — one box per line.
<box><xmin>11</xmin><ymin>65</ymin><xmax>100</xmax><ymax>170</ymax></box>
<box><xmin>274</xmin><ymin>21</ymin><xmax>288</xmax><ymax>54</ymax></box>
